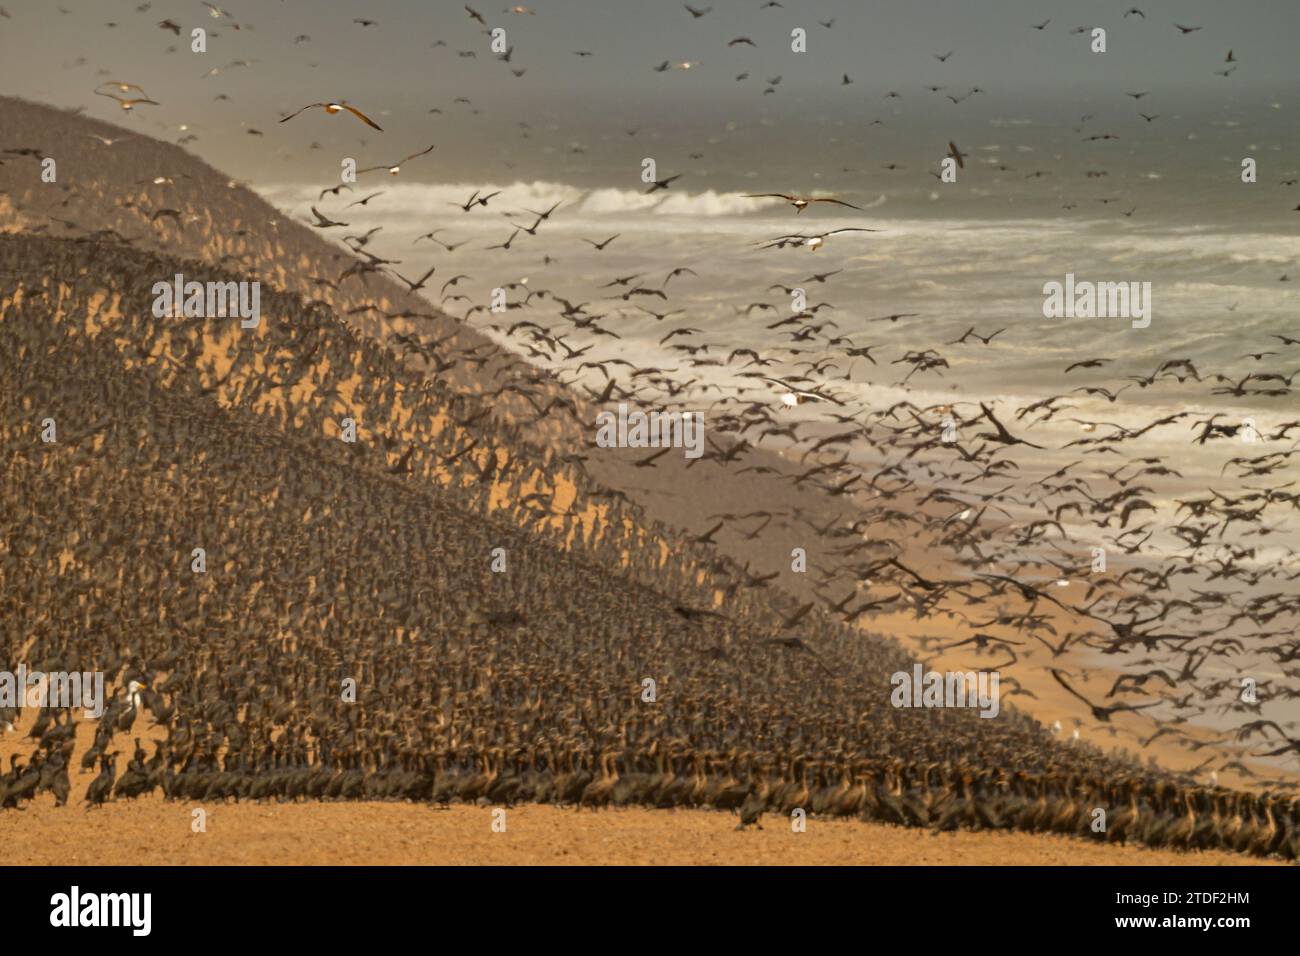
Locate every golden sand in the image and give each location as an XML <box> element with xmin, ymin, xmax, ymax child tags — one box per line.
<box><xmin>1</xmin><ymin>798</ymin><xmax>1275</xmax><ymax>866</ymax></box>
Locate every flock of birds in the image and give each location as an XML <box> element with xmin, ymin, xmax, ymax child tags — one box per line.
<box><xmin>1</xmin><ymin>218</ymin><xmax>1297</xmax><ymax>859</ymax></box>
<box><xmin>0</xmin><ymin>3</ymin><xmax>1297</xmax><ymax>863</ymax></box>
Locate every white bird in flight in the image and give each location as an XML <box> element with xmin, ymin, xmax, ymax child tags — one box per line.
<box><xmin>279</xmin><ymin>101</ymin><xmax>383</xmax><ymax>131</ymax></box>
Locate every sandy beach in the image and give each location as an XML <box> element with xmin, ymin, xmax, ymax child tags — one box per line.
<box><xmin>1</xmin><ymin>0</ymin><xmax>1298</xmax><ymax>877</ymax></box>
<box><xmin>2</xmin><ymin>798</ymin><xmax>1274</xmax><ymax>867</ymax></box>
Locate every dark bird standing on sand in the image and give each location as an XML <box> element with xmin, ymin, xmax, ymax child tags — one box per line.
<box><xmin>85</xmin><ymin>753</ymin><xmax>117</xmax><ymax>809</ymax></box>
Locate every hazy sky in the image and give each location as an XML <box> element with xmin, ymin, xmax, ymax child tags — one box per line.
<box><xmin>1</xmin><ymin>0</ymin><xmax>1296</xmax><ymax>190</ymax></box>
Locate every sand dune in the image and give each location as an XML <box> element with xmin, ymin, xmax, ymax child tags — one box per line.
<box><xmin>2</xmin><ymin>99</ymin><xmax>1295</xmax><ymax>867</ymax></box>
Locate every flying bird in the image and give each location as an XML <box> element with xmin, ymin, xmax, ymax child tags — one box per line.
<box><xmin>451</xmin><ymin>189</ymin><xmax>501</xmax><ymax>211</ymax></box>
<box><xmin>95</xmin><ymin>90</ymin><xmax>158</xmax><ymax>111</ymax></box>
<box><xmin>358</xmin><ymin>144</ymin><xmax>435</xmax><ymax>175</ymax></box>
<box><xmin>1051</xmin><ymin>670</ymin><xmax>1161</xmax><ymax>723</ymax></box>
<box><xmin>308</xmin><ymin>206</ymin><xmax>348</xmax><ymax>228</ymax></box>
<box><xmin>743</xmin><ymin>193</ymin><xmax>864</xmax><ymax>213</ymax></box>
<box><xmin>645</xmin><ymin>174</ymin><xmax>682</xmax><ymax>193</ymax></box>
<box><xmin>279</xmin><ymin>102</ymin><xmax>383</xmax><ymax>131</ymax></box>
<box><xmin>762</xmin><ymin>227</ymin><xmax>879</xmax><ymax>251</ymax></box>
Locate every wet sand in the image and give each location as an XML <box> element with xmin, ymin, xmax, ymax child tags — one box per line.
<box><xmin>1</xmin><ymin>797</ymin><xmax>1275</xmax><ymax>866</ymax></box>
